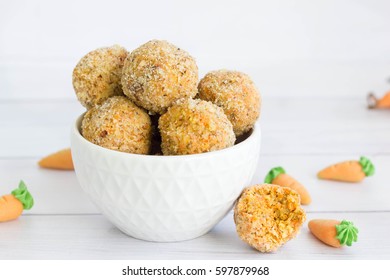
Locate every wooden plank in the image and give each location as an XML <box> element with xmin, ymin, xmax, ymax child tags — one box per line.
<box><xmin>0</xmin><ymin>155</ymin><xmax>388</xmax><ymax>214</ymax></box>
<box><xmin>0</xmin><ymin>212</ymin><xmax>387</xmax><ymax>259</ymax></box>
<box><xmin>1</xmin><ymin>98</ymin><xmax>389</xmax><ymax>158</ymax></box>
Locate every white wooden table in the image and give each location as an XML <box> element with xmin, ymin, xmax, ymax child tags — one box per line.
<box><xmin>1</xmin><ymin>96</ymin><xmax>389</xmax><ymax>259</ymax></box>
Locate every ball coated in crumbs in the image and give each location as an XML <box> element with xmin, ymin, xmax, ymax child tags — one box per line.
<box><xmin>234</xmin><ymin>184</ymin><xmax>306</xmax><ymax>253</ymax></box>
<box><xmin>159</xmin><ymin>99</ymin><xmax>236</xmax><ymax>155</ymax></box>
<box><xmin>121</xmin><ymin>40</ymin><xmax>198</xmax><ymax>114</ymax></box>
<box><xmin>73</xmin><ymin>45</ymin><xmax>128</xmax><ymax>109</ymax></box>
<box><xmin>198</xmin><ymin>70</ymin><xmax>261</xmax><ymax>136</ymax></box>
<box><xmin>81</xmin><ymin>96</ymin><xmax>152</xmax><ymax>154</ymax></box>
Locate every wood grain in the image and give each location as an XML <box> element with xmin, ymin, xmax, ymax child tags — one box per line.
<box><xmin>0</xmin><ymin>154</ymin><xmax>388</xmax><ymax>214</ymax></box>
<box><xmin>0</xmin><ymin>212</ymin><xmax>387</xmax><ymax>260</ymax></box>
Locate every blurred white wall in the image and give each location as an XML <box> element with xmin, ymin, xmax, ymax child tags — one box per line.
<box><xmin>0</xmin><ymin>0</ymin><xmax>389</xmax><ymax>100</ymax></box>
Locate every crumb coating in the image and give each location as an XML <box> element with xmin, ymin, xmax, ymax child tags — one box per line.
<box><xmin>121</xmin><ymin>40</ymin><xmax>198</xmax><ymax>114</ymax></box>
<box><xmin>81</xmin><ymin>96</ymin><xmax>152</xmax><ymax>154</ymax></box>
<box><xmin>198</xmin><ymin>70</ymin><xmax>261</xmax><ymax>136</ymax></box>
<box><xmin>234</xmin><ymin>184</ymin><xmax>306</xmax><ymax>253</ymax></box>
<box><xmin>73</xmin><ymin>45</ymin><xmax>128</xmax><ymax>109</ymax></box>
<box><xmin>159</xmin><ymin>99</ymin><xmax>236</xmax><ymax>155</ymax></box>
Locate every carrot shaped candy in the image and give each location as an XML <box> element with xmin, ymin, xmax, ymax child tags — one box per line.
<box><xmin>317</xmin><ymin>156</ymin><xmax>375</xmax><ymax>183</ymax></box>
<box><xmin>38</xmin><ymin>148</ymin><xmax>74</xmax><ymax>170</ymax></box>
<box><xmin>264</xmin><ymin>167</ymin><xmax>311</xmax><ymax>205</ymax></box>
<box><xmin>308</xmin><ymin>219</ymin><xmax>358</xmax><ymax>248</ymax></box>
<box><xmin>0</xmin><ymin>181</ymin><xmax>34</xmax><ymax>222</ymax></box>
<box><xmin>368</xmin><ymin>91</ymin><xmax>390</xmax><ymax>109</ymax></box>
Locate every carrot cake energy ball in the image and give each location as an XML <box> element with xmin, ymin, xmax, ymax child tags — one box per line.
<box><xmin>72</xmin><ymin>45</ymin><xmax>128</xmax><ymax>109</ymax></box>
<box><xmin>198</xmin><ymin>70</ymin><xmax>261</xmax><ymax>136</ymax></box>
<box><xmin>81</xmin><ymin>96</ymin><xmax>152</xmax><ymax>154</ymax></box>
<box><xmin>121</xmin><ymin>40</ymin><xmax>198</xmax><ymax>114</ymax></box>
<box><xmin>234</xmin><ymin>184</ymin><xmax>306</xmax><ymax>253</ymax></box>
<box><xmin>159</xmin><ymin>99</ymin><xmax>236</xmax><ymax>155</ymax></box>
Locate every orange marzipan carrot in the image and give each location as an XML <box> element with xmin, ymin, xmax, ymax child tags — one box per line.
<box><xmin>0</xmin><ymin>181</ymin><xmax>34</xmax><ymax>222</ymax></box>
<box><xmin>309</xmin><ymin>219</ymin><xmax>341</xmax><ymax>248</ymax></box>
<box><xmin>38</xmin><ymin>148</ymin><xmax>74</xmax><ymax>170</ymax></box>
<box><xmin>0</xmin><ymin>195</ymin><xmax>23</xmax><ymax>222</ymax></box>
<box><xmin>317</xmin><ymin>156</ymin><xmax>375</xmax><ymax>183</ymax></box>
<box><xmin>308</xmin><ymin>219</ymin><xmax>358</xmax><ymax>248</ymax></box>
<box><xmin>318</xmin><ymin>161</ymin><xmax>365</xmax><ymax>182</ymax></box>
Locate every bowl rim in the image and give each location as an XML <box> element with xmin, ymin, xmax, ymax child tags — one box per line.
<box><xmin>72</xmin><ymin>113</ymin><xmax>261</xmax><ymax>160</ymax></box>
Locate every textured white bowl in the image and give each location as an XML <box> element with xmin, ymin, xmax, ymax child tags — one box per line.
<box><xmin>71</xmin><ymin>114</ymin><xmax>261</xmax><ymax>242</ymax></box>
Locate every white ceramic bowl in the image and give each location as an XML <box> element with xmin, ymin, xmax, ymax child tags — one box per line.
<box><xmin>71</xmin><ymin>114</ymin><xmax>261</xmax><ymax>242</ymax></box>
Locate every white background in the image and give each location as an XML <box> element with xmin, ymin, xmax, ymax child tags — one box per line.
<box><xmin>0</xmin><ymin>0</ymin><xmax>390</xmax><ymax>261</ymax></box>
<box><xmin>1</xmin><ymin>0</ymin><xmax>390</xmax><ymax>100</ymax></box>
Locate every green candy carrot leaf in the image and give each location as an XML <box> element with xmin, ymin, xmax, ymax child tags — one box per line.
<box><xmin>359</xmin><ymin>156</ymin><xmax>375</xmax><ymax>177</ymax></box>
<box><xmin>335</xmin><ymin>220</ymin><xmax>358</xmax><ymax>246</ymax></box>
<box><xmin>11</xmin><ymin>181</ymin><xmax>34</xmax><ymax>210</ymax></box>
<box><xmin>264</xmin><ymin>167</ymin><xmax>286</xmax><ymax>184</ymax></box>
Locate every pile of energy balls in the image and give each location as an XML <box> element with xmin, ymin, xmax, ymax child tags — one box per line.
<box><xmin>72</xmin><ymin>40</ymin><xmax>261</xmax><ymax>155</ymax></box>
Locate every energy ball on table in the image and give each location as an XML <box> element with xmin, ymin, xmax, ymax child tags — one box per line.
<box><xmin>121</xmin><ymin>40</ymin><xmax>198</xmax><ymax>114</ymax></box>
<box><xmin>234</xmin><ymin>184</ymin><xmax>306</xmax><ymax>253</ymax></box>
<box><xmin>73</xmin><ymin>45</ymin><xmax>128</xmax><ymax>109</ymax></box>
<box><xmin>198</xmin><ymin>70</ymin><xmax>261</xmax><ymax>136</ymax></box>
<box><xmin>81</xmin><ymin>96</ymin><xmax>152</xmax><ymax>154</ymax></box>
<box><xmin>159</xmin><ymin>99</ymin><xmax>235</xmax><ymax>155</ymax></box>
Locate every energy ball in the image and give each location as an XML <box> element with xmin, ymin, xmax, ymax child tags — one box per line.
<box><xmin>73</xmin><ymin>45</ymin><xmax>128</xmax><ymax>109</ymax></box>
<box><xmin>81</xmin><ymin>96</ymin><xmax>152</xmax><ymax>154</ymax></box>
<box><xmin>159</xmin><ymin>99</ymin><xmax>235</xmax><ymax>155</ymax></box>
<box><xmin>121</xmin><ymin>40</ymin><xmax>198</xmax><ymax>114</ymax></box>
<box><xmin>234</xmin><ymin>184</ymin><xmax>306</xmax><ymax>253</ymax></box>
<box><xmin>198</xmin><ymin>70</ymin><xmax>261</xmax><ymax>136</ymax></box>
